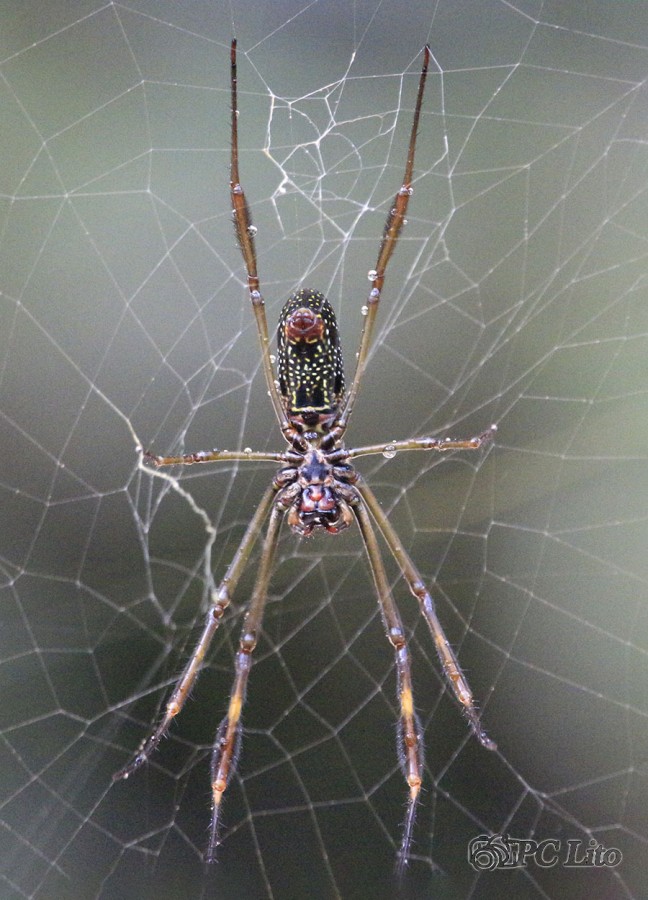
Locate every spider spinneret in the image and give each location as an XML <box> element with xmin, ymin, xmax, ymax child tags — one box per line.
<box><xmin>114</xmin><ymin>39</ymin><xmax>497</xmax><ymax>875</ymax></box>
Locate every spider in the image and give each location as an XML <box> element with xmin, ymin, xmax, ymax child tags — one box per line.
<box><xmin>114</xmin><ymin>40</ymin><xmax>497</xmax><ymax>873</ymax></box>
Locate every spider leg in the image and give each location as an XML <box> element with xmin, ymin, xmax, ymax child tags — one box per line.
<box><xmin>206</xmin><ymin>501</ymin><xmax>283</xmax><ymax>862</ymax></box>
<box><xmin>334</xmin><ymin>45</ymin><xmax>431</xmax><ymax>439</ymax></box>
<box><xmin>113</xmin><ymin>484</ymin><xmax>278</xmax><ymax>782</ymax></box>
<box><xmin>230</xmin><ymin>39</ymin><xmax>293</xmax><ymax>441</ymax></box>
<box><xmin>356</xmin><ymin>478</ymin><xmax>496</xmax><ymax>752</ymax></box>
<box><xmin>347</xmin><ymin>424</ymin><xmax>497</xmax><ymax>460</ymax></box>
<box><xmin>351</xmin><ymin>495</ymin><xmax>424</xmax><ymax>875</ymax></box>
<box><xmin>144</xmin><ymin>447</ymin><xmax>289</xmax><ymax>467</ymax></box>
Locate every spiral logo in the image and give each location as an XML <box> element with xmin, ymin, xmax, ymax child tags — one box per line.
<box><xmin>467</xmin><ymin>834</ymin><xmax>510</xmax><ymax>871</ymax></box>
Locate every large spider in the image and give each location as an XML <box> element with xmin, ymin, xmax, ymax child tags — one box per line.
<box><xmin>114</xmin><ymin>40</ymin><xmax>497</xmax><ymax>872</ymax></box>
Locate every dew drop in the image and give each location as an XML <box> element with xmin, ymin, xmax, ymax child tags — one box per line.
<box><xmin>361</xmin><ymin>305</ymin><xmax>369</xmax><ymax>316</ymax></box>
<box><xmin>244</xmin><ymin>447</ymin><xmax>252</xmax><ymax>455</ymax></box>
<box><xmin>367</xmin><ymin>269</ymin><xmax>378</xmax><ymax>282</ymax></box>
<box><xmin>247</xmin><ymin>224</ymin><xmax>257</xmax><ymax>236</ymax></box>
<box><xmin>382</xmin><ymin>443</ymin><xmax>397</xmax><ymax>459</ymax></box>
<box><xmin>269</xmin><ymin>354</ymin><xmax>276</xmax><ymax>364</ymax></box>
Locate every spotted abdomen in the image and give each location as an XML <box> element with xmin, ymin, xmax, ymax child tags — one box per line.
<box><xmin>276</xmin><ymin>288</ymin><xmax>345</xmax><ymax>432</ymax></box>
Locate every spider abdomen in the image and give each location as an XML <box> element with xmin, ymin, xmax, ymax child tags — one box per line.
<box><xmin>277</xmin><ymin>288</ymin><xmax>345</xmax><ymax>433</ymax></box>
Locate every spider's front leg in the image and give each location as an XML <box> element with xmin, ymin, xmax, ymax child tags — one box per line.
<box><xmin>350</xmin><ymin>494</ymin><xmax>424</xmax><ymax>874</ymax></box>
<box><xmin>357</xmin><ymin>478</ymin><xmax>496</xmax><ymax>752</ymax></box>
<box><xmin>113</xmin><ymin>485</ymin><xmax>277</xmax><ymax>783</ymax></box>
<box><xmin>206</xmin><ymin>500</ymin><xmax>284</xmax><ymax>861</ymax></box>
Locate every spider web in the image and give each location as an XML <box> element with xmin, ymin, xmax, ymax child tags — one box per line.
<box><xmin>2</xmin><ymin>2</ymin><xmax>648</xmax><ymax>898</ymax></box>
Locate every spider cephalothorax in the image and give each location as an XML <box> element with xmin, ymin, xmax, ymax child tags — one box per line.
<box><xmin>277</xmin><ymin>445</ymin><xmax>356</xmax><ymax>535</ymax></box>
<box><xmin>115</xmin><ymin>39</ymin><xmax>497</xmax><ymax>875</ymax></box>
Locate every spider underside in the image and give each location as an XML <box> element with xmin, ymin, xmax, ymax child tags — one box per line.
<box><xmin>114</xmin><ymin>40</ymin><xmax>497</xmax><ymax>874</ymax></box>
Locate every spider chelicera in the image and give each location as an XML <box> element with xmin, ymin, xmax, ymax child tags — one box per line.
<box><xmin>114</xmin><ymin>40</ymin><xmax>497</xmax><ymax>872</ymax></box>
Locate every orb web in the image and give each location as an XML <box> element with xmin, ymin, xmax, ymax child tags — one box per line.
<box><xmin>1</xmin><ymin>2</ymin><xmax>647</xmax><ymax>897</ymax></box>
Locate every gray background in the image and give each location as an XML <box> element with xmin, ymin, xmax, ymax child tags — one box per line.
<box><xmin>1</xmin><ymin>2</ymin><xmax>647</xmax><ymax>898</ymax></box>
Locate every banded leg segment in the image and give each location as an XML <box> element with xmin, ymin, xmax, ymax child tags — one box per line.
<box><xmin>144</xmin><ymin>447</ymin><xmax>288</xmax><ymax>467</ymax></box>
<box><xmin>335</xmin><ymin>45</ymin><xmax>431</xmax><ymax>438</ymax></box>
<box><xmin>347</xmin><ymin>424</ymin><xmax>497</xmax><ymax>460</ymax></box>
<box><xmin>357</xmin><ymin>478</ymin><xmax>496</xmax><ymax>751</ymax></box>
<box><xmin>206</xmin><ymin>502</ymin><xmax>283</xmax><ymax>862</ymax></box>
<box><xmin>230</xmin><ymin>39</ymin><xmax>292</xmax><ymax>439</ymax></box>
<box><xmin>113</xmin><ymin>485</ymin><xmax>278</xmax><ymax>782</ymax></box>
<box><xmin>352</xmin><ymin>497</ymin><xmax>423</xmax><ymax>873</ymax></box>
